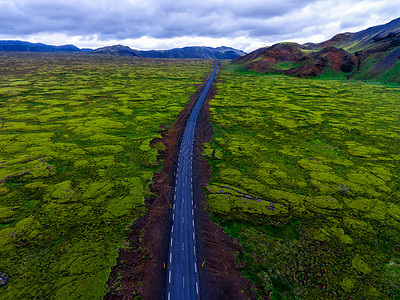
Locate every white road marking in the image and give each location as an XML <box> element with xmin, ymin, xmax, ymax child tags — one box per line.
<box><xmin>167</xmin><ymin>62</ymin><xmax>218</xmax><ymax>298</ymax></box>
<box><xmin>195</xmin><ymin>262</ymin><xmax>197</xmax><ymax>273</ymax></box>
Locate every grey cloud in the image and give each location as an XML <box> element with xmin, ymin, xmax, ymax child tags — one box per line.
<box><xmin>1</xmin><ymin>0</ymin><xmax>316</xmax><ymax>39</ymax></box>
<box><xmin>0</xmin><ymin>0</ymin><xmax>399</xmax><ymax>47</ymax></box>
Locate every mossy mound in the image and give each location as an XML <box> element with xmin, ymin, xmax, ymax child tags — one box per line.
<box><xmin>205</xmin><ymin>67</ymin><xmax>400</xmax><ymax>298</ymax></box>
<box><xmin>0</xmin><ymin>53</ymin><xmax>213</xmax><ymax>298</ymax></box>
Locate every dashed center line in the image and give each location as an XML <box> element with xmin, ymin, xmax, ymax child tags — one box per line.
<box><xmin>166</xmin><ymin>60</ymin><xmax>218</xmax><ymax>300</ymax></box>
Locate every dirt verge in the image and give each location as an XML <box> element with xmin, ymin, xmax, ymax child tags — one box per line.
<box><xmin>193</xmin><ymin>70</ymin><xmax>256</xmax><ymax>300</ymax></box>
<box><xmin>105</xmin><ymin>63</ymin><xmax>255</xmax><ymax>300</ymax></box>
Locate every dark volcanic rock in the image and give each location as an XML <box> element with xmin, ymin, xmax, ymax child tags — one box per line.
<box><xmin>285</xmin><ymin>61</ymin><xmax>325</xmax><ymax>78</ymax></box>
<box><xmin>311</xmin><ymin>47</ymin><xmax>357</xmax><ymax>73</ymax></box>
<box><xmin>0</xmin><ymin>272</ymin><xmax>8</xmax><ymax>286</ymax></box>
<box><xmin>303</xmin><ymin>33</ymin><xmax>353</xmax><ymax>50</ymax></box>
<box><xmin>260</xmin><ymin>43</ymin><xmax>307</xmax><ymax>63</ymax></box>
<box><xmin>287</xmin><ymin>47</ymin><xmax>357</xmax><ymax>77</ymax></box>
<box><xmin>235</xmin><ymin>43</ymin><xmax>306</xmax><ymax>65</ymax></box>
<box><xmin>245</xmin><ymin>60</ymin><xmax>272</xmax><ymax>73</ymax></box>
<box><xmin>242</xmin><ymin>43</ymin><xmax>356</xmax><ymax>77</ymax></box>
<box><xmin>373</xmin><ymin>32</ymin><xmax>399</xmax><ymax>42</ymax></box>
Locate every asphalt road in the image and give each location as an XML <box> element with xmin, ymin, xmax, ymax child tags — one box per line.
<box><xmin>166</xmin><ymin>60</ymin><xmax>218</xmax><ymax>300</ymax></box>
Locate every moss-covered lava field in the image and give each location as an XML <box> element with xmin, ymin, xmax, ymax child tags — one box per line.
<box><xmin>204</xmin><ymin>65</ymin><xmax>400</xmax><ymax>299</ymax></box>
<box><xmin>0</xmin><ymin>53</ymin><xmax>212</xmax><ymax>299</ymax></box>
<box><xmin>1</xmin><ymin>52</ymin><xmax>399</xmax><ymax>299</ymax></box>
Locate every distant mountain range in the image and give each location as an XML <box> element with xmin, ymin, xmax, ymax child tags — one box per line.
<box><xmin>92</xmin><ymin>45</ymin><xmax>246</xmax><ymax>59</ymax></box>
<box><xmin>0</xmin><ymin>40</ymin><xmax>246</xmax><ymax>59</ymax></box>
<box><xmin>0</xmin><ymin>40</ymin><xmax>92</xmax><ymax>52</ymax></box>
<box><xmin>235</xmin><ymin>17</ymin><xmax>400</xmax><ymax>83</ymax></box>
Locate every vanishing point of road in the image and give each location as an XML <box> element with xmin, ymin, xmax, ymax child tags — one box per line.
<box><xmin>166</xmin><ymin>60</ymin><xmax>219</xmax><ymax>300</ymax></box>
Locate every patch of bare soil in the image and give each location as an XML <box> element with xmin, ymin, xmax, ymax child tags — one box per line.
<box><xmin>105</xmin><ymin>64</ymin><xmax>255</xmax><ymax>300</ymax></box>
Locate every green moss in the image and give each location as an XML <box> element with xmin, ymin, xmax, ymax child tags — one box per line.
<box><xmin>0</xmin><ymin>53</ymin><xmax>213</xmax><ymax>299</ymax></box>
<box><xmin>205</xmin><ymin>67</ymin><xmax>400</xmax><ymax>298</ymax></box>
<box><xmin>297</xmin><ymin>158</ymin><xmax>332</xmax><ymax>171</ymax></box>
<box><xmin>345</xmin><ymin>141</ymin><xmax>382</xmax><ymax>157</ymax></box>
<box><xmin>0</xmin><ymin>207</ymin><xmax>17</xmax><ymax>219</ymax></box>
<box><xmin>340</xmin><ymin>277</ymin><xmax>355</xmax><ymax>292</ymax></box>
<box><xmin>47</xmin><ymin>181</ymin><xmax>76</xmax><ymax>202</ymax></box>
<box><xmin>103</xmin><ymin>177</ymin><xmax>144</xmax><ymax>218</ymax></box>
<box><xmin>207</xmin><ymin>194</ymin><xmax>233</xmax><ymax>214</ymax></box>
<box><xmin>352</xmin><ymin>255</ymin><xmax>372</xmax><ymax>275</ymax></box>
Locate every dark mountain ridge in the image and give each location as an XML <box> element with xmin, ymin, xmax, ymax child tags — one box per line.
<box><xmin>0</xmin><ymin>40</ymin><xmax>246</xmax><ymax>59</ymax></box>
<box><xmin>0</xmin><ymin>40</ymin><xmax>91</xmax><ymax>52</ymax></box>
<box><xmin>235</xmin><ymin>17</ymin><xmax>400</xmax><ymax>83</ymax></box>
<box><xmin>93</xmin><ymin>45</ymin><xmax>246</xmax><ymax>59</ymax></box>
<box><xmin>91</xmin><ymin>45</ymin><xmax>141</xmax><ymax>57</ymax></box>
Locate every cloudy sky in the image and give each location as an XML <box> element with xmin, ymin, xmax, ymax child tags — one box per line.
<box><xmin>1</xmin><ymin>0</ymin><xmax>399</xmax><ymax>52</ymax></box>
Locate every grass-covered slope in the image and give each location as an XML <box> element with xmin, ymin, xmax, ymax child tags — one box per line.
<box><xmin>204</xmin><ymin>65</ymin><xmax>400</xmax><ymax>299</ymax></box>
<box><xmin>0</xmin><ymin>53</ymin><xmax>212</xmax><ymax>299</ymax></box>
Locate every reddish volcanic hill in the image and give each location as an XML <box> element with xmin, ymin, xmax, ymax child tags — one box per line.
<box><xmin>235</xmin><ymin>17</ymin><xmax>400</xmax><ymax>83</ymax></box>
<box><xmin>235</xmin><ymin>43</ymin><xmax>357</xmax><ymax>78</ymax></box>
